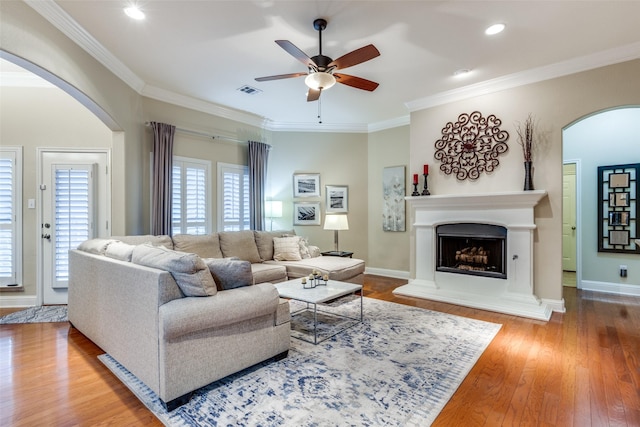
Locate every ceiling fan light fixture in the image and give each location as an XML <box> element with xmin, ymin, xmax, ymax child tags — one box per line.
<box><xmin>485</xmin><ymin>23</ymin><xmax>505</xmax><ymax>35</ymax></box>
<box><xmin>124</xmin><ymin>5</ymin><xmax>145</xmax><ymax>20</ymax></box>
<box><xmin>305</xmin><ymin>72</ymin><xmax>336</xmax><ymax>90</ymax></box>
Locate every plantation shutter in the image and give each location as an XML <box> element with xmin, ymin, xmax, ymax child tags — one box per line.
<box><xmin>219</xmin><ymin>163</ymin><xmax>249</xmax><ymax>231</ymax></box>
<box><xmin>0</xmin><ymin>153</ymin><xmax>16</xmax><ymax>285</ymax></box>
<box><xmin>171</xmin><ymin>158</ymin><xmax>209</xmax><ymax>235</ymax></box>
<box><xmin>53</xmin><ymin>164</ymin><xmax>95</xmax><ymax>287</ymax></box>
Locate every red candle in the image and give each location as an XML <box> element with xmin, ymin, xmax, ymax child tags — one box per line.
<box><xmin>424</xmin><ymin>164</ymin><xmax>429</xmax><ymax>175</ymax></box>
<box><xmin>413</xmin><ymin>174</ymin><xmax>418</xmax><ymax>184</ymax></box>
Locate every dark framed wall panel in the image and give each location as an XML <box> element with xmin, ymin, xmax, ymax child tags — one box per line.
<box><xmin>597</xmin><ymin>163</ymin><xmax>639</xmax><ymax>253</ymax></box>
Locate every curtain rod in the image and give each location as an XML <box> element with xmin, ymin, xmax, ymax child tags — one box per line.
<box><xmin>145</xmin><ymin>122</ymin><xmax>245</xmax><ymax>144</ymax></box>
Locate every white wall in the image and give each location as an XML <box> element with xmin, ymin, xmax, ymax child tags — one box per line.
<box><xmin>564</xmin><ymin>107</ymin><xmax>640</xmax><ymax>288</ymax></box>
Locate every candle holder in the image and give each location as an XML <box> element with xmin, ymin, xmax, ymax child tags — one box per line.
<box><xmin>411</xmin><ymin>182</ymin><xmax>420</xmax><ymax>196</ymax></box>
<box><xmin>421</xmin><ymin>174</ymin><xmax>431</xmax><ymax>196</ymax></box>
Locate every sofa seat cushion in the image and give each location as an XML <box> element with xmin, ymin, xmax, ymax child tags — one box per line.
<box><xmin>204</xmin><ymin>258</ymin><xmax>253</xmax><ymax>290</ymax></box>
<box><xmin>218</xmin><ymin>231</ymin><xmax>262</xmax><ymax>263</ymax></box>
<box><xmin>251</xmin><ymin>263</ymin><xmax>287</xmax><ymax>284</ymax></box>
<box><xmin>173</xmin><ymin>234</ymin><xmax>223</xmax><ymax>259</ymax></box>
<box><xmin>132</xmin><ymin>244</ymin><xmax>217</xmax><ymax>297</ymax></box>
<box><xmin>159</xmin><ymin>283</ymin><xmax>280</xmax><ymax>340</ymax></box>
<box><xmin>266</xmin><ymin>257</ymin><xmax>365</xmax><ymax>282</ymax></box>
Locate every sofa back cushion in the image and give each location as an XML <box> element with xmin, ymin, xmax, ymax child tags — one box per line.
<box><xmin>253</xmin><ymin>230</ymin><xmax>296</xmax><ymax>261</ymax></box>
<box><xmin>204</xmin><ymin>258</ymin><xmax>253</xmax><ymax>290</ymax></box>
<box><xmin>104</xmin><ymin>241</ymin><xmax>136</xmax><ymax>262</ymax></box>
<box><xmin>218</xmin><ymin>231</ymin><xmax>262</xmax><ymax>263</ymax></box>
<box><xmin>131</xmin><ymin>244</ymin><xmax>216</xmax><ymax>297</ymax></box>
<box><xmin>172</xmin><ymin>234</ymin><xmax>223</xmax><ymax>259</ymax></box>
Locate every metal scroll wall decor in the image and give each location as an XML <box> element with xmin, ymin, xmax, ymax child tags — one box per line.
<box><xmin>434</xmin><ymin>111</ymin><xmax>510</xmax><ymax>181</ymax></box>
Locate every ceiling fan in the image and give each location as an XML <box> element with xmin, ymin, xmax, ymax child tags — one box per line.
<box><xmin>255</xmin><ymin>18</ymin><xmax>380</xmax><ymax>102</ymax></box>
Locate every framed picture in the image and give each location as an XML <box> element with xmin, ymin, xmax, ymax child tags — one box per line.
<box><xmin>293</xmin><ymin>174</ymin><xmax>320</xmax><ymax>198</ymax></box>
<box><xmin>293</xmin><ymin>202</ymin><xmax>321</xmax><ymax>225</ymax></box>
<box><xmin>326</xmin><ymin>185</ymin><xmax>348</xmax><ymax>213</ymax></box>
<box><xmin>382</xmin><ymin>166</ymin><xmax>406</xmax><ymax>232</ymax></box>
<box><xmin>609</xmin><ymin>230</ymin><xmax>629</xmax><ymax>246</ymax></box>
<box><xmin>609</xmin><ymin>211</ymin><xmax>630</xmax><ymax>226</ymax></box>
<box><xmin>609</xmin><ymin>192</ymin><xmax>629</xmax><ymax>207</ymax></box>
<box><xmin>609</xmin><ymin>173</ymin><xmax>630</xmax><ymax>188</ymax></box>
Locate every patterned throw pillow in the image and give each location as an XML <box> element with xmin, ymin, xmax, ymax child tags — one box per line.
<box><xmin>273</xmin><ymin>236</ymin><xmax>302</xmax><ymax>261</ymax></box>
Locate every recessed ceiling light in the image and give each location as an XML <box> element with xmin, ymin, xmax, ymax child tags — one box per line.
<box><xmin>485</xmin><ymin>23</ymin><xmax>505</xmax><ymax>35</ymax></box>
<box><xmin>124</xmin><ymin>5</ymin><xmax>145</xmax><ymax>20</ymax></box>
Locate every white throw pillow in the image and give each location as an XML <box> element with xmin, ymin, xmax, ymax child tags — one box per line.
<box><xmin>273</xmin><ymin>236</ymin><xmax>302</xmax><ymax>261</ymax></box>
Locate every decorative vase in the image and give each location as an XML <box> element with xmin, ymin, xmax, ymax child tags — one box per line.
<box><xmin>523</xmin><ymin>161</ymin><xmax>534</xmax><ymax>191</ymax></box>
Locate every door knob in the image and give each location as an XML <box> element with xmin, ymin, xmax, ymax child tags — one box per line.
<box><xmin>571</xmin><ymin>226</ymin><xmax>576</xmax><ymax>230</ymax></box>
<box><xmin>42</xmin><ymin>233</ymin><xmax>51</xmax><ymax>241</ymax></box>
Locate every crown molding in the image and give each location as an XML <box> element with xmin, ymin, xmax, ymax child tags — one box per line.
<box><xmin>406</xmin><ymin>41</ymin><xmax>640</xmax><ymax>113</ymax></box>
<box><xmin>141</xmin><ymin>85</ymin><xmax>268</xmax><ymax>129</ymax></box>
<box><xmin>25</xmin><ymin>0</ymin><xmax>146</xmax><ymax>93</ymax></box>
<box><xmin>264</xmin><ymin>120</ymin><xmax>369</xmax><ymax>133</ymax></box>
<box><xmin>368</xmin><ymin>115</ymin><xmax>410</xmax><ymax>133</ymax></box>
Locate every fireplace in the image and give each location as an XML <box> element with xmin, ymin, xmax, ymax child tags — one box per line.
<box><xmin>394</xmin><ymin>190</ymin><xmax>553</xmax><ymax>320</ymax></box>
<box><xmin>436</xmin><ymin>223</ymin><xmax>507</xmax><ymax>279</ymax></box>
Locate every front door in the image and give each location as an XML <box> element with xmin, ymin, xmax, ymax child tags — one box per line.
<box><xmin>40</xmin><ymin>150</ymin><xmax>110</xmax><ymax>305</ymax></box>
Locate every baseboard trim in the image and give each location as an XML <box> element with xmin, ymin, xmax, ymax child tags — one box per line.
<box><xmin>542</xmin><ymin>298</ymin><xmax>566</xmax><ymax>313</ymax></box>
<box><xmin>0</xmin><ymin>294</ymin><xmax>37</xmax><ymax>308</ymax></box>
<box><xmin>364</xmin><ymin>267</ymin><xmax>410</xmax><ymax>280</ymax></box>
<box><xmin>581</xmin><ymin>280</ymin><xmax>640</xmax><ymax>297</ymax></box>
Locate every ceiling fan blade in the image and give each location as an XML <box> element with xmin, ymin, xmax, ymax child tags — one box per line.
<box><xmin>334</xmin><ymin>73</ymin><xmax>379</xmax><ymax>91</ymax></box>
<box><xmin>307</xmin><ymin>89</ymin><xmax>321</xmax><ymax>102</ymax></box>
<box><xmin>275</xmin><ymin>40</ymin><xmax>317</xmax><ymax>69</ymax></box>
<box><xmin>328</xmin><ymin>44</ymin><xmax>380</xmax><ymax>70</ymax></box>
<box><xmin>255</xmin><ymin>72</ymin><xmax>307</xmax><ymax>82</ymax></box>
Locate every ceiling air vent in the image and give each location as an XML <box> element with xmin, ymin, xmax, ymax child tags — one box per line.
<box><xmin>237</xmin><ymin>85</ymin><xmax>262</xmax><ymax>95</ymax></box>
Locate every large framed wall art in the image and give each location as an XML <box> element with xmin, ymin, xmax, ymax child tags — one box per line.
<box><xmin>597</xmin><ymin>163</ymin><xmax>639</xmax><ymax>253</ymax></box>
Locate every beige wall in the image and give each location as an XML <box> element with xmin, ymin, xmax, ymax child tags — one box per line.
<box><xmin>367</xmin><ymin>126</ymin><xmax>410</xmax><ymax>275</ymax></box>
<box><xmin>409</xmin><ymin>59</ymin><xmax>640</xmax><ymax>301</ymax></box>
<box><xmin>269</xmin><ymin>132</ymin><xmax>369</xmax><ymax>258</ymax></box>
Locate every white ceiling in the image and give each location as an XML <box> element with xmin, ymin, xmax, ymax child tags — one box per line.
<box><xmin>17</xmin><ymin>0</ymin><xmax>640</xmax><ymax>132</ymax></box>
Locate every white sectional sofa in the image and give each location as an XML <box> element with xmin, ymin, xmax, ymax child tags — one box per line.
<box><xmin>68</xmin><ymin>230</ymin><xmax>365</xmax><ymax>410</ymax></box>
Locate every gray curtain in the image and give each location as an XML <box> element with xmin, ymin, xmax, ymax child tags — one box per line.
<box><xmin>248</xmin><ymin>141</ymin><xmax>271</xmax><ymax>230</ymax></box>
<box><xmin>150</xmin><ymin>122</ymin><xmax>176</xmax><ymax>235</ymax></box>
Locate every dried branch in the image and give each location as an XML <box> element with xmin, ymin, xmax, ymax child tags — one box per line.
<box><xmin>515</xmin><ymin>114</ymin><xmax>536</xmax><ymax>162</ymax></box>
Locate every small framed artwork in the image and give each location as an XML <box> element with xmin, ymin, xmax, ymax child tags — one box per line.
<box><xmin>609</xmin><ymin>173</ymin><xmax>630</xmax><ymax>188</ymax></box>
<box><xmin>326</xmin><ymin>185</ymin><xmax>348</xmax><ymax>213</ymax></box>
<box><xmin>609</xmin><ymin>192</ymin><xmax>629</xmax><ymax>207</ymax></box>
<box><xmin>609</xmin><ymin>230</ymin><xmax>629</xmax><ymax>246</ymax></box>
<box><xmin>293</xmin><ymin>174</ymin><xmax>320</xmax><ymax>198</ymax></box>
<box><xmin>293</xmin><ymin>202</ymin><xmax>321</xmax><ymax>225</ymax></box>
<box><xmin>609</xmin><ymin>211</ymin><xmax>630</xmax><ymax>226</ymax></box>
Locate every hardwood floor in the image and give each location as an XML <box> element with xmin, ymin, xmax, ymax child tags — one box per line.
<box><xmin>2</xmin><ymin>275</ymin><xmax>639</xmax><ymax>426</ymax></box>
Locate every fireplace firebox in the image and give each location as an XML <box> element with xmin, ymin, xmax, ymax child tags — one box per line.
<box><xmin>436</xmin><ymin>223</ymin><xmax>507</xmax><ymax>279</ymax></box>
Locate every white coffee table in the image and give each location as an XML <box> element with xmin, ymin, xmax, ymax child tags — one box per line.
<box><xmin>275</xmin><ymin>278</ymin><xmax>363</xmax><ymax>344</ymax></box>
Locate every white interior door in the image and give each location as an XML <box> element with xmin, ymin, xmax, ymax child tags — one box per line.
<box><xmin>562</xmin><ymin>163</ymin><xmax>577</xmax><ymax>272</ymax></box>
<box><xmin>40</xmin><ymin>150</ymin><xmax>110</xmax><ymax>305</ymax></box>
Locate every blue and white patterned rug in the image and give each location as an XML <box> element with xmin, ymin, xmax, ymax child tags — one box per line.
<box><xmin>99</xmin><ymin>298</ymin><xmax>501</xmax><ymax>426</ymax></box>
<box><xmin>0</xmin><ymin>305</ymin><xmax>68</xmax><ymax>324</ymax></box>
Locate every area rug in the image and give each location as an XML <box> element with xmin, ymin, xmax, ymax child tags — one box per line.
<box><xmin>99</xmin><ymin>297</ymin><xmax>501</xmax><ymax>426</ymax></box>
<box><xmin>0</xmin><ymin>305</ymin><xmax>68</xmax><ymax>324</ymax></box>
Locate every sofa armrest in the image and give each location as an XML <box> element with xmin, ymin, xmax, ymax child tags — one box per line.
<box><xmin>160</xmin><ymin>283</ymin><xmax>280</xmax><ymax>340</ymax></box>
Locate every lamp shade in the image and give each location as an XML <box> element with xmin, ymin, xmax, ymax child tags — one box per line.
<box><xmin>324</xmin><ymin>214</ymin><xmax>348</xmax><ymax>230</ymax></box>
<box><xmin>265</xmin><ymin>201</ymin><xmax>282</xmax><ymax>218</ymax></box>
<box><xmin>305</xmin><ymin>72</ymin><xmax>336</xmax><ymax>90</ymax></box>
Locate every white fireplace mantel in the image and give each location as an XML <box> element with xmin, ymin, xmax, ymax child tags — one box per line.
<box><xmin>394</xmin><ymin>190</ymin><xmax>552</xmax><ymax>320</ymax></box>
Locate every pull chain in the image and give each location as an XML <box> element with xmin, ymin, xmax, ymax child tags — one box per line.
<box><xmin>318</xmin><ymin>96</ymin><xmax>322</xmax><ymax>123</ymax></box>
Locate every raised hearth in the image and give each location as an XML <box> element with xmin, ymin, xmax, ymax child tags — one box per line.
<box><xmin>394</xmin><ymin>190</ymin><xmax>551</xmax><ymax>320</ymax></box>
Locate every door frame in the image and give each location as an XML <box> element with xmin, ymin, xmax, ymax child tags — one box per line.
<box><xmin>563</xmin><ymin>158</ymin><xmax>582</xmax><ymax>289</ymax></box>
<box><xmin>36</xmin><ymin>147</ymin><xmax>111</xmax><ymax>305</ymax></box>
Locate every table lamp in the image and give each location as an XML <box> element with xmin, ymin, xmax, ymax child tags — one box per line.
<box><xmin>324</xmin><ymin>214</ymin><xmax>349</xmax><ymax>252</ymax></box>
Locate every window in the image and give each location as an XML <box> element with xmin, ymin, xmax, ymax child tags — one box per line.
<box><xmin>172</xmin><ymin>157</ymin><xmax>211</xmax><ymax>235</ymax></box>
<box><xmin>0</xmin><ymin>147</ymin><xmax>22</xmax><ymax>286</ymax></box>
<box><xmin>218</xmin><ymin>163</ymin><xmax>250</xmax><ymax>231</ymax></box>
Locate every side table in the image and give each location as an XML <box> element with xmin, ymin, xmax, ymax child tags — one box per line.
<box><xmin>321</xmin><ymin>250</ymin><xmax>353</xmax><ymax>258</ymax></box>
